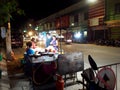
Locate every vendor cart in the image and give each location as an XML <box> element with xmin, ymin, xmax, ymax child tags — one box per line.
<box><xmin>23</xmin><ymin>51</ymin><xmax>84</xmax><ymax>90</ymax></box>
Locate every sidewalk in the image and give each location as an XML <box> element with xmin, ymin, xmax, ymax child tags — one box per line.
<box><xmin>0</xmin><ymin>52</ymin><xmax>10</xmax><ymax>90</ymax></box>
<box><xmin>0</xmin><ymin>47</ymin><xmax>31</xmax><ymax>90</ymax></box>
<box><xmin>0</xmin><ymin>47</ymin><xmax>16</xmax><ymax>90</ymax></box>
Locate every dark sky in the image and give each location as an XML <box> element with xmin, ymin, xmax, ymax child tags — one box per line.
<box><xmin>11</xmin><ymin>0</ymin><xmax>80</xmax><ymax>29</ymax></box>
<box><xmin>19</xmin><ymin>0</ymin><xmax>80</xmax><ymax>20</ymax></box>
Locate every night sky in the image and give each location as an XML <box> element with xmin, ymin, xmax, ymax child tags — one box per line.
<box><xmin>11</xmin><ymin>0</ymin><xmax>80</xmax><ymax>29</ymax></box>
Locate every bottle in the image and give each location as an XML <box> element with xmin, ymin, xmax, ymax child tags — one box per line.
<box><xmin>56</xmin><ymin>74</ymin><xmax>64</xmax><ymax>90</ymax></box>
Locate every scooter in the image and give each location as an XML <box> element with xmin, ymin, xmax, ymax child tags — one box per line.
<box><xmin>79</xmin><ymin>55</ymin><xmax>116</xmax><ymax>90</ymax></box>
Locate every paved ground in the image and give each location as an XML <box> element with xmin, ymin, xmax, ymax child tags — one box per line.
<box><xmin>1</xmin><ymin>42</ymin><xmax>120</xmax><ymax>90</ymax></box>
<box><xmin>0</xmin><ymin>48</ymin><xmax>10</xmax><ymax>90</ymax></box>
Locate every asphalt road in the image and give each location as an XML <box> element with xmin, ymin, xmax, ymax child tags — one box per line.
<box><xmin>63</xmin><ymin>43</ymin><xmax>120</xmax><ymax>66</ymax></box>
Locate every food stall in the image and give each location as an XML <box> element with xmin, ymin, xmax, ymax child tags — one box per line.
<box><xmin>23</xmin><ymin>48</ymin><xmax>84</xmax><ymax>89</ymax></box>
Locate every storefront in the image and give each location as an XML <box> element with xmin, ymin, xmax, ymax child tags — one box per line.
<box><xmin>90</xmin><ymin>25</ymin><xmax>108</xmax><ymax>41</ymax></box>
<box><xmin>106</xmin><ymin>20</ymin><xmax>120</xmax><ymax>40</ymax></box>
<box><xmin>70</xmin><ymin>27</ymin><xmax>87</xmax><ymax>43</ymax></box>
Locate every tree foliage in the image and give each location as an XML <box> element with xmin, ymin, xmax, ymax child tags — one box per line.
<box><xmin>0</xmin><ymin>0</ymin><xmax>24</xmax><ymax>26</ymax></box>
<box><xmin>0</xmin><ymin>0</ymin><xmax>24</xmax><ymax>60</ymax></box>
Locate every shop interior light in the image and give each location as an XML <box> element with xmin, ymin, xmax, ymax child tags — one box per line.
<box><xmin>71</xmin><ymin>23</ymin><xmax>74</xmax><ymax>26</ymax></box>
<box><xmin>84</xmin><ymin>31</ymin><xmax>87</xmax><ymax>37</ymax></box>
<box><xmin>74</xmin><ymin>32</ymin><xmax>82</xmax><ymax>39</ymax></box>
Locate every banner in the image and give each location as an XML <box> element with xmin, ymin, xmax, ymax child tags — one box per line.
<box><xmin>1</xmin><ymin>27</ymin><xmax>6</xmax><ymax>38</ymax></box>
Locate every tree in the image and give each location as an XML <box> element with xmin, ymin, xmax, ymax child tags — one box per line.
<box><xmin>0</xmin><ymin>0</ymin><xmax>24</xmax><ymax>60</ymax></box>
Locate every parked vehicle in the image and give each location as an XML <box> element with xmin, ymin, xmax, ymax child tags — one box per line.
<box><xmin>11</xmin><ymin>32</ymin><xmax>23</xmax><ymax>48</ymax></box>
<box><xmin>65</xmin><ymin>39</ymin><xmax>72</xmax><ymax>44</ymax></box>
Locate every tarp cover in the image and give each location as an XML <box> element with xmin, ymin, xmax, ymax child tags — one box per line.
<box><xmin>57</xmin><ymin>52</ymin><xmax>84</xmax><ymax>75</ymax></box>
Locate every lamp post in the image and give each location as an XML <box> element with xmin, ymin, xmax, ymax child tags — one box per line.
<box><xmin>59</xmin><ymin>16</ymin><xmax>62</xmax><ymax>54</ymax></box>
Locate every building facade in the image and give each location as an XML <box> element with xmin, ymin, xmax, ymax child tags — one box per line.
<box><xmin>37</xmin><ymin>0</ymin><xmax>120</xmax><ymax>43</ymax></box>
<box><xmin>105</xmin><ymin>0</ymin><xmax>120</xmax><ymax>40</ymax></box>
<box><xmin>88</xmin><ymin>0</ymin><xmax>107</xmax><ymax>41</ymax></box>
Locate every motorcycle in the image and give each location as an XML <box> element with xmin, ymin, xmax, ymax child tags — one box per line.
<box><xmin>78</xmin><ymin>55</ymin><xmax>116</xmax><ymax>90</ymax></box>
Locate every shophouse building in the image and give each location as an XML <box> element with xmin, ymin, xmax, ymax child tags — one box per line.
<box><xmin>88</xmin><ymin>0</ymin><xmax>106</xmax><ymax>41</ymax></box>
<box><xmin>105</xmin><ymin>0</ymin><xmax>120</xmax><ymax>40</ymax></box>
<box><xmin>37</xmin><ymin>0</ymin><xmax>88</xmax><ymax>43</ymax></box>
<box><xmin>37</xmin><ymin>0</ymin><xmax>120</xmax><ymax>43</ymax></box>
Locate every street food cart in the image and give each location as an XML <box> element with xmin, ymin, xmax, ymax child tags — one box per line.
<box><xmin>31</xmin><ymin>53</ymin><xmax>58</xmax><ymax>85</ymax></box>
<box><xmin>23</xmin><ymin>50</ymin><xmax>84</xmax><ymax>89</ymax></box>
<box><xmin>23</xmin><ymin>52</ymin><xmax>58</xmax><ymax>89</ymax></box>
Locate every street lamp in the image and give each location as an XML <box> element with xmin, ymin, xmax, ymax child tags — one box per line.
<box><xmin>86</xmin><ymin>0</ymin><xmax>97</xmax><ymax>3</ymax></box>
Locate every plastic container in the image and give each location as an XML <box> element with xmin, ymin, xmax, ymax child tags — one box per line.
<box><xmin>0</xmin><ymin>54</ymin><xmax>2</xmax><ymax>61</ymax></box>
<box><xmin>20</xmin><ymin>58</ymin><xmax>26</xmax><ymax>64</ymax></box>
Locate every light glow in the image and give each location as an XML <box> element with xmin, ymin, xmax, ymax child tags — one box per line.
<box><xmin>86</xmin><ymin>0</ymin><xmax>97</xmax><ymax>4</ymax></box>
<box><xmin>84</xmin><ymin>31</ymin><xmax>87</xmax><ymax>37</ymax></box>
<box><xmin>35</xmin><ymin>26</ymin><xmax>38</xmax><ymax>30</ymax></box>
<box><xmin>71</xmin><ymin>23</ymin><xmax>74</xmax><ymax>26</ymax></box>
<box><xmin>28</xmin><ymin>31</ymin><xmax>33</xmax><ymax>36</ymax></box>
<box><xmin>74</xmin><ymin>32</ymin><xmax>82</xmax><ymax>39</ymax></box>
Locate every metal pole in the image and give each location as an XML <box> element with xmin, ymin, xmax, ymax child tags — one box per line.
<box><xmin>59</xmin><ymin>28</ymin><xmax>62</xmax><ymax>54</ymax></box>
<box><xmin>59</xmin><ymin>17</ymin><xmax>62</xmax><ymax>54</ymax></box>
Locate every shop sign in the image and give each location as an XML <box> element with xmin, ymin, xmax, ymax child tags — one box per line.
<box><xmin>89</xmin><ymin>18</ymin><xmax>99</xmax><ymax>26</ymax></box>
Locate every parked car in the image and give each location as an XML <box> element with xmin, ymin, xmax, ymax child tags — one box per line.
<box><xmin>11</xmin><ymin>32</ymin><xmax>23</xmax><ymax>48</ymax></box>
<box><xmin>65</xmin><ymin>39</ymin><xmax>72</xmax><ymax>44</ymax></box>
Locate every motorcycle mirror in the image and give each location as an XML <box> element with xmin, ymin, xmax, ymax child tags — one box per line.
<box><xmin>88</xmin><ymin>55</ymin><xmax>98</xmax><ymax>70</ymax></box>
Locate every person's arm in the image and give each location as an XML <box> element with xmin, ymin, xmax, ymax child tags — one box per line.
<box><xmin>32</xmin><ymin>42</ymin><xmax>37</xmax><ymax>49</ymax></box>
<box><xmin>50</xmin><ymin>40</ymin><xmax>53</xmax><ymax>45</ymax></box>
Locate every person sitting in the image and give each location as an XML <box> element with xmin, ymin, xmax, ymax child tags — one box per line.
<box><xmin>24</xmin><ymin>41</ymin><xmax>35</xmax><ymax>78</ymax></box>
<box><xmin>26</xmin><ymin>41</ymin><xmax>35</xmax><ymax>55</ymax></box>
